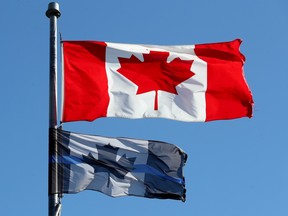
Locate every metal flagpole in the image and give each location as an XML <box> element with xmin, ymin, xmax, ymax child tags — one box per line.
<box><xmin>46</xmin><ymin>2</ymin><xmax>61</xmax><ymax>216</ymax></box>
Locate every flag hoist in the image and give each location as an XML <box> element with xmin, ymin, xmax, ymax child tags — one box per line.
<box><xmin>46</xmin><ymin>2</ymin><xmax>61</xmax><ymax>216</ymax></box>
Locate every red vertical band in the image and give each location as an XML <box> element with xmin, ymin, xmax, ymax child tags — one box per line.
<box><xmin>62</xmin><ymin>41</ymin><xmax>109</xmax><ymax>122</ymax></box>
<box><xmin>194</xmin><ymin>39</ymin><xmax>253</xmax><ymax>121</ymax></box>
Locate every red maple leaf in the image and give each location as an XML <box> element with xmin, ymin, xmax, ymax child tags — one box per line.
<box><xmin>117</xmin><ymin>50</ymin><xmax>195</xmax><ymax>110</ymax></box>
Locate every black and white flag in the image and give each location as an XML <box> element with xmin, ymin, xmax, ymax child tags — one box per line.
<box><xmin>50</xmin><ymin>129</ymin><xmax>187</xmax><ymax>201</ymax></box>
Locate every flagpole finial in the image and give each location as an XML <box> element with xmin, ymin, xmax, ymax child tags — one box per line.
<box><xmin>46</xmin><ymin>2</ymin><xmax>61</xmax><ymax>18</ymax></box>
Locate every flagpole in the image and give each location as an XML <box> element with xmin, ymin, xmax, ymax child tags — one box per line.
<box><xmin>46</xmin><ymin>2</ymin><xmax>61</xmax><ymax>216</ymax></box>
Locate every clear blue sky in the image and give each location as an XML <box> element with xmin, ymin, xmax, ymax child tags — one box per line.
<box><xmin>1</xmin><ymin>0</ymin><xmax>288</xmax><ymax>215</ymax></box>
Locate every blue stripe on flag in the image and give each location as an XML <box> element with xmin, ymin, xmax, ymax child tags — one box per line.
<box><xmin>50</xmin><ymin>155</ymin><xmax>83</xmax><ymax>164</ymax></box>
<box><xmin>50</xmin><ymin>155</ymin><xmax>184</xmax><ymax>184</ymax></box>
<box><xmin>133</xmin><ymin>164</ymin><xmax>184</xmax><ymax>184</ymax></box>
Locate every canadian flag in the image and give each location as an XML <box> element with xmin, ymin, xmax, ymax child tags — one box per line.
<box><xmin>61</xmin><ymin>39</ymin><xmax>253</xmax><ymax>122</ymax></box>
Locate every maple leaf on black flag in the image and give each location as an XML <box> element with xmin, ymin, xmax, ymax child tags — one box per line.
<box><xmin>56</xmin><ymin>129</ymin><xmax>187</xmax><ymax>201</ymax></box>
<box><xmin>82</xmin><ymin>144</ymin><xmax>136</xmax><ymax>180</ymax></box>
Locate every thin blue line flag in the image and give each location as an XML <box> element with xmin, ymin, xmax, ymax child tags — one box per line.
<box><xmin>51</xmin><ymin>129</ymin><xmax>187</xmax><ymax>201</ymax></box>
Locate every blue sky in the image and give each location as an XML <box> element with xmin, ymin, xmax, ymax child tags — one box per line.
<box><xmin>1</xmin><ymin>0</ymin><xmax>288</xmax><ymax>215</ymax></box>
